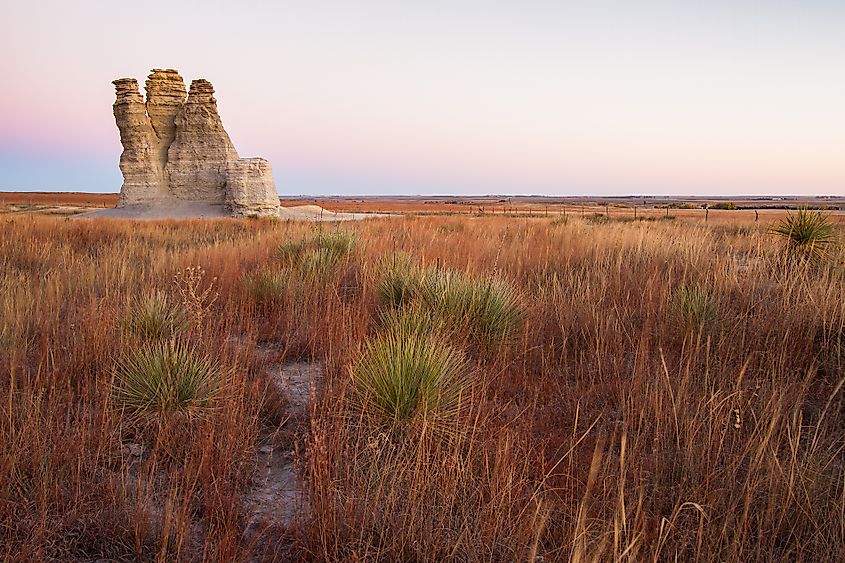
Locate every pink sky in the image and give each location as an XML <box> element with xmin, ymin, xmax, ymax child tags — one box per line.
<box><xmin>1</xmin><ymin>1</ymin><xmax>843</xmax><ymax>195</ymax></box>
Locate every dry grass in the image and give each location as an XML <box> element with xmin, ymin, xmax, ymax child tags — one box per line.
<box><xmin>1</xmin><ymin>213</ymin><xmax>844</xmax><ymax>561</ymax></box>
<box><xmin>0</xmin><ymin>191</ymin><xmax>118</xmax><ymax>207</ymax></box>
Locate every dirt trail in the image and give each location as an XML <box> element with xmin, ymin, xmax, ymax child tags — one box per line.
<box><xmin>242</xmin><ymin>361</ymin><xmax>322</xmax><ymax>550</ymax></box>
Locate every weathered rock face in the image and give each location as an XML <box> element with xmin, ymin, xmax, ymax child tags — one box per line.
<box><xmin>145</xmin><ymin>69</ymin><xmax>186</xmax><ymax>193</ymax></box>
<box><xmin>113</xmin><ymin>78</ymin><xmax>163</xmax><ymax>205</ymax></box>
<box><xmin>225</xmin><ymin>158</ymin><xmax>280</xmax><ymax>217</ymax></box>
<box><xmin>112</xmin><ymin>69</ymin><xmax>279</xmax><ymax>216</ymax></box>
<box><xmin>166</xmin><ymin>79</ymin><xmax>239</xmax><ymax>203</ymax></box>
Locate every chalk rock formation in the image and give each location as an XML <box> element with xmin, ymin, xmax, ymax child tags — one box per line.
<box><xmin>112</xmin><ymin>69</ymin><xmax>279</xmax><ymax>217</ymax></box>
<box><xmin>113</xmin><ymin>78</ymin><xmax>163</xmax><ymax>205</ymax></box>
<box><xmin>226</xmin><ymin>158</ymin><xmax>280</xmax><ymax>216</ymax></box>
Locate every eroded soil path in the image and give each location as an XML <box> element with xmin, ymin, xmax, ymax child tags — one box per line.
<box><xmin>242</xmin><ymin>361</ymin><xmax>322</xmax><ymax>553</ymax></box>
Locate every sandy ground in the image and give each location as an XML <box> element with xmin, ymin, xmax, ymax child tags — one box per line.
<box><xmin>77</xmin><ymin>202</ymin><xmax>389</xmax><ymax>221</ymax></box>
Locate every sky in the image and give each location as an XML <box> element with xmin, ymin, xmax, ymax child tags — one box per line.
<box><xmin>1</xmin><ymin>0</ymin><xmax>843</xmax><ymax>196</ymax></box>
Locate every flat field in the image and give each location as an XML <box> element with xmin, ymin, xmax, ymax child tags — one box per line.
<box><xmin>2</xmin><ymin>191</ymin><xmax>845</xmax><ymax>221</ymax></box>
<box><xmin>1</xmin><ymin>211</ymin><xmax>844</xmax><ymax>561</ymax></box>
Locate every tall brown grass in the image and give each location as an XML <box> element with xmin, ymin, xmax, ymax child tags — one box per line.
<box><xmin>1</xmin><ymin>214</ymin><xmax>843</xmax><ymax>561</ymax></box>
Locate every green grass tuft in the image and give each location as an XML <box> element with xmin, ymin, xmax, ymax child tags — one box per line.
<box><xmin>353</xmin><ymin>314</ymin><xmax>470</xmax><ymax>427</ymax></box>
<box><xmin>376</xmin><ymin>261</ymin><xmax>524</xmax><ymax>346</ymax></box>
<box><xmin>246</xmin><ymin>269</ymin><xmax>290</xmax><ymax>305</ymax></box>
<box><xmin>113</xmin><ymin>341</ymin><xmax>222</xmax><ymax>418</ymax></box>
<box><xmin>315</xmin><ymin>231</ymin><xmax>358</xmax><ymax>256</ymax></box>
<box><xmin>465</xmin><ymin>275</ymin><xmax>526</xmax><ymax>344</ymax></box>
<box><xmin>298</xmin><ymin>247</ymin><xmax>344</xmax><ymax>280</ymax></box>
<box><xmin>376</xmin><ymin>254</ymin><xmax>423</xmax><ymax>308</ymax></box>
<box><xmin>419</xmin><ymin>268</ymin><xmax>524</xmax><ymax>345</ymax></box>
<box><xmin>277</xmin><ymin>239</ymin><xmax>308</xmax><ymax>261</ymax></box>
<box><xmin>672</xmin><ymin>285</ymin><xmax>718</xmax><ymax>332</ymax></box>
<box><xmin>123</xmin><ymin>291</ymin><xmax>188</xmax><ymax>340</ymax></box>
<box><xmin>277</xmin><ymin>230</ymin><xmax>358</xmax><ymax>281</ymax></box>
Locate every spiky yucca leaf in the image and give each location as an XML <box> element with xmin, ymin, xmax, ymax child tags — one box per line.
<box><xmin>277</xmin><ymin>239</ymin><xmax>308</xmax><ymax>262</ymax></box>
<box><xmin>376</xmin><ymin>303</ymin><xmax>450</xmax><ymax>339</ymax></box>
<box><xmin>298</xmin><ymin>247</ymin><xmax>345</xmax><ymax>280</ymax></box>
<box><xmin>247</xmin><ymin>269</ymin><xmax>290</xmax><ymax>305</ymax></box>
<box><xmin>672</xmin><ymin>285</ymin><xmax>718</xmax><ymax>332</ymax></box>
<box><xmin>376</xmin><ymin>254</ymin><xmax>422</xmax><ymax>308</ymax></box>
<box><xmin>113</xmin><ymin>341</ymin><xmax>222</xmax><ymax>417</ymax></box>
<box><xmin>353</xmin><ymin>315</ymin><xmax>470</xmax><ymax>427</ymax></box>
<box><xmin>419</xmin><ymin>268</ymin><xmax>524</xmax><ymax>344</ymax></box>
<box><xmin>123</xmin><ymin>291</ymin><xmax>188</xmax><ymax>340</ymax></box>
<box><xmin>466</xmin><ymin>276</ymin><xmax>525</xmax><ymax>343</ymax></box>
<box><xmin>315</xmin><ymin>231</ymin><xmax>358</xmax><ymax>256</ymax></box>
<box><xmin>277</xmin><ymin>231</ymin><xmax>358</xmax><ymax>282</ymax></box>
<box><xmin>770</xmin><ymin>209</ymin><xmax>836</xmax><ymax>263</ymax></box>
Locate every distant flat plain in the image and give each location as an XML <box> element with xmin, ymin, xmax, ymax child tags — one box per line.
<box><xmin>1</xmin><ymin>191</ymin><xmax>843</xmax><ymax>223</ymax></box>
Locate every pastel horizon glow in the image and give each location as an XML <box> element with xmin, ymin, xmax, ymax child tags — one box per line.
<box><xmin>1</xmin><ymin>1</ymin><xmax>843</xmax><ymax>196</ymax></box>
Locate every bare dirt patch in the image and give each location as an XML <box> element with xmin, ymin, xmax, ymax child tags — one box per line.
<box><xmin>242</xmin><ymin>361</ymin><xmax>322</xmax><ymax>551</ymax></box>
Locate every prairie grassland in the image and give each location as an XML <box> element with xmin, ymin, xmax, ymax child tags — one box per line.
<box><xmin>1</xmin><ymin>213</ymin><xmax>844</xmax><ymax>561</ymax></box>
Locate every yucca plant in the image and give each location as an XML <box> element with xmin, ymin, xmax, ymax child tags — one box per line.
<box><xmin>770</xmin><ymin>209</ymin><xmax>837</xmax><ymax>264</ymax></box>
<box><xmin>123</xmin><ymin>291</ymin><xmax>188</xmax><ymax>340</ymax></box>
<box><xmin>353</xmin><ymin>313</ymin><xmax>471</xmax><ymax>429</ymax></box>
<box><xmin>315</xmin><ymin>230</ymin><xmax>358</xmax><ymax>256</ymax></box>
<box><xmin>672</xmin><ymin>285</ymin><xmax>718</xmax><ymax>332</ymax></box>
<box><xmin>376</xmin><ymin>302</ymin><xmax>450</xmax><ymax>338</ymax></box>
<box><xmin>246</xmin><ymin>269</ymin><xmax>290</xmax><ymax>305</ymax></box>
<box><xmin>298</xmin><ymin>247</ymin><xmax>345</xmax><ymax>281</ymax></box>
<box><xmin>418</xmin><ymin>267</ymin><xmax>476</xmax><ymax>315</ymax></box>
<box><xmin>376</xmin><ymin>254</ymin><xmax>422</xmax><ymax>308</ymax></box>
<box><xmin>466</xmin><ymin>275</ymin><xmax>525</xmax><ymax>344</ymax></box>
<box><xmin>419</xmin><ymin>267</ymin><xmax>524</xmax><ymax>345</ymax></box>
<box><xmin>113</xmin><ymin>341</ymin><xmax>222</xmax><ymax>418</ymax></box>
<box><xmin>277</xmin><ymin>238</ymin><xmax>307</xmax><ymax>262</ymax></box>
<box><xmin>277</xmin><ymin>231</ymin><xmax>357</xmax><ymax>281</ymax></box>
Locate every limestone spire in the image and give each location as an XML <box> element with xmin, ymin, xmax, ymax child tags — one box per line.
<box><xmin>112</xmin><ymin>69</ymin><xmax>279</xmax><ymax>216</ymax></box>
<box><xmin>112</xmin><ymin>78</ymin><xmax>164</xmax><ymax>205</ymax></box>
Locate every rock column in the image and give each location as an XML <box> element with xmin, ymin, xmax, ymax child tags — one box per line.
<box><xmin>144</xmin><ymin>69</ymin><xmax>187</xmax><ymax>191</ymax></box>
<box><xmin>165</xmin><ymin>79</ymin><xmax>238</xmax><ymax>203</ymax></box>
<box><xmin>225</xmin><ymin>158</ymin><xmax>281</xmax><ymax>217</ymax></box>
<box><xmin>112</xmin><ymin>78</ymin><xmax>162</xmax><ymax>205</ymax></box>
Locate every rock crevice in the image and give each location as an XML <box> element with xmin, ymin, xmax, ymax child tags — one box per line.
<box><xmin>112</xmin><ymin>69</ymin><xmax>279</xmax><ymax>217</ymax></box>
